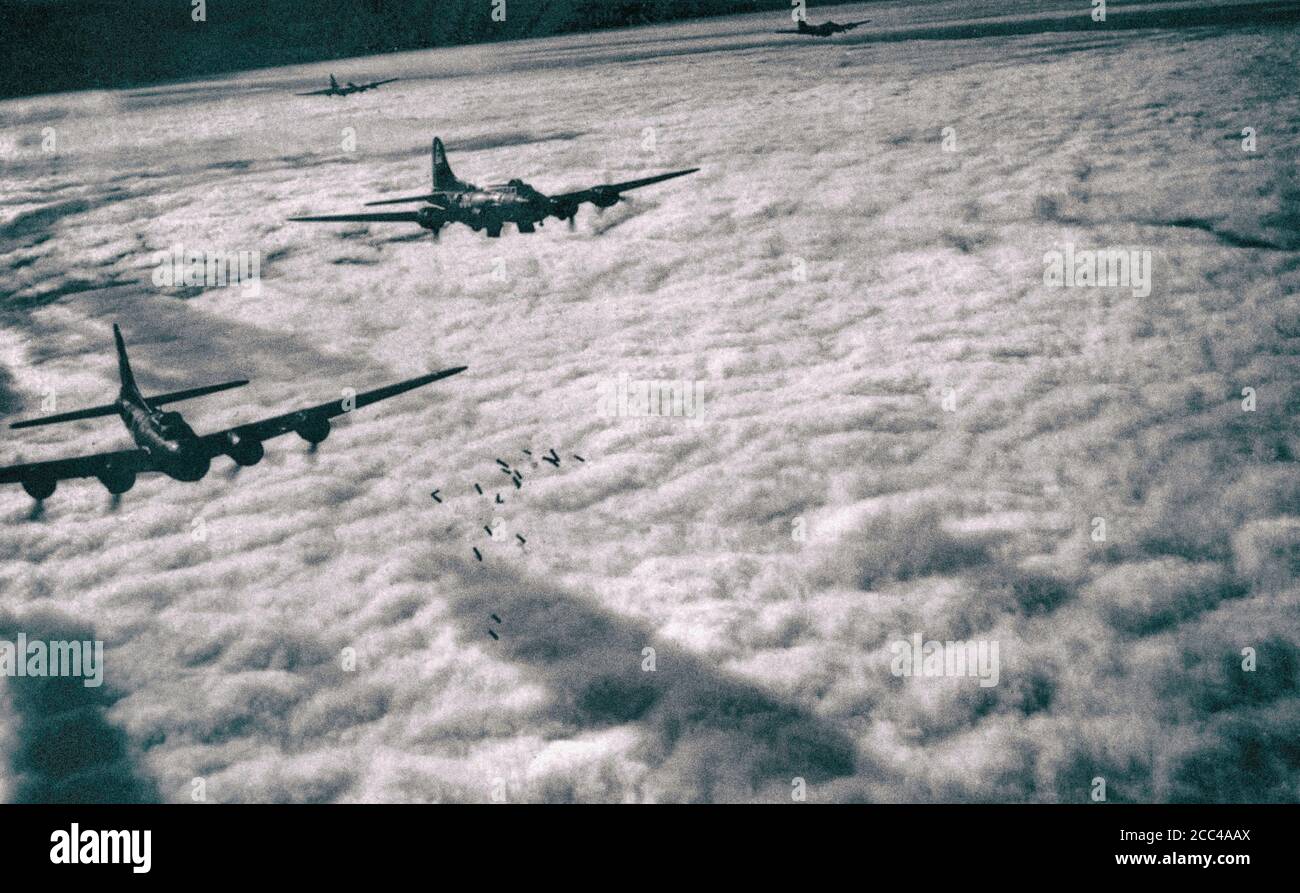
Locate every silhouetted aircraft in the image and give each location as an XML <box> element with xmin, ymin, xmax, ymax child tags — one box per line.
<box><xmin>297</xmin><ymin>74</ymin><xmax>399</xmax><ymax>97</ymax></box>
<box><xmin>289</xmin><ymin>137</ymin><xmax>700</xmax><ymax>239</ymax></box>
<box><xmin>0</xmin><ymin>325</ymin><xmax>466</xmax><ymax>500</ymax></box>
<box><xmin>777</xmin><ymin>19</ymin><xmax>870</xmax><ymax>36</ymax></box>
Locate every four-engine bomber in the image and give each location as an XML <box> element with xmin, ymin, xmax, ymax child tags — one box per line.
<box><xmin>290</xmin><ymin>137</ymin><xmax>699</xmax><ymax>239</ymax></box>
<box><xmin>0</xmin><ymin>325</ymin><xmax>466</xmax><ymax>500</ymax></box>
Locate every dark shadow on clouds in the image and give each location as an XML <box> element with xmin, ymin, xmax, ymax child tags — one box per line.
<box><xmin>0</xmin><ymin>608</ymin><xmax>158</xmax><ymax>803</ymax></box>
<box><xmin>424</xmin><ymin>554</ymin><xmax>860</xmax><ymax>801</ymax></box>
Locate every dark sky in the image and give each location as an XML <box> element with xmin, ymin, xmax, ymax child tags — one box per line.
<box><xmin>0</xmin><ymin>0</ymin><xmax>845</xmax><ymax>98</ymax></box>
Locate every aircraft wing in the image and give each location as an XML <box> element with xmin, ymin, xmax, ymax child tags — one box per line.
<box><xmin>364</xmin><ymin>193</ymin><xmax>448</xmax><ymax>207</ymax></box>
<box><xmin>0</xmin><ymin>447</ymin><xmax>155</xmax><ymax>486</ymax></box>
<box><xmin>363</xmin><ymin>79</ymin><xmax>400</xmax><ymax>89</ymax></box>
<box><xmin>296</xmin><ymin>89</ymin><xmax>336</xmax><ymax>96</ymax></box>
<box><xmin>287</xmin><ymin>211</ymin><xmax>428</xmax><ymax>225</ymax></box>
<box><xmin>549</xmin><ymin>168</ymin><xmax>700</xmax><ymax>207</ymax></box>
<box><xmin>841</xmin><ymin>19</ymin><xmax>871</xmax><ymax>29</ymax></box>
<box><xmin>196</xmin><ymin>366</ymin><xmax>467</xmax><ymax>457</ymax></box>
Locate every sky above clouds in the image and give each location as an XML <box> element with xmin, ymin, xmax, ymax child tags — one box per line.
<box><xmin>0</xmin><ymin>0</ymin><xmax>1297</xmax><ymax>802</ymax></box>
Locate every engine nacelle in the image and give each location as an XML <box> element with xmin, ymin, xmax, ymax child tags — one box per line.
<box><xmin>98</xmin><ymin>467</ymin><xmax>135</xmax><ymax>496</ymax></box>
<box><xmin>590</xmin><ymin>188</ymin><xmax>620</xmax><ymax>209</ymax></box>
<box><xmin>22</xmin><ymin>475</ymin><xmax>56</xmax><ymax>500</ymax></box>
<box><xmin>224</xmin><ymin>432</ymin><xmax>265</xmax><ymax>467</ymax></box>
<box><xmin>97</xmin><ymin>465</ymin><xmax>136</xmax><ymax>495</ymax></box>
<box><xmin>296</xmin><ymin>416</ymin><xmax>331</xmax><ymax>445</ymax></box>
<box><xmin>416</xmin><ymin>207</ymin><xmax>442</xmax><ymax>232</ymax></box>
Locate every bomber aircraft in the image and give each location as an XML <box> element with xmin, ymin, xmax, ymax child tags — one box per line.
<box><xmin>289</xmin><ymin>137</ymin><xmax>700</xmax><ymax>239</ymax></box>
<box><xmin>777</xmin><ymin>19</ymin><xmax>870</xmax><ymax>36</ymax></box>
<box><xmin>296</xmin><ymin>74</ymin><xmax>400</xmax><ymax>97</ymax></box>
<box><xmin>0</xmin><ymin>325</ymin><xmax>466</xmax><ymax>500</ymax></box>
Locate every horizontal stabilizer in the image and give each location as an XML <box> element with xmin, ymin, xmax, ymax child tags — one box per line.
<box><xmin>9</xmin><ymin>379</ymin><xmax>248</xmax><ymax>429</ymax></box>
<box><xmin>10</xmin><ymin>402</ymin><xmax>120</xmax><ymax>430</ymax></box>
<box><xmin>146</xmin><ymin>380</ymin><xmax>250</xmax><ymax>407</ymax></box>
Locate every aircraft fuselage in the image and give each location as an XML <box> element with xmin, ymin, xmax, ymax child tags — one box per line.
<box><xmin>117</xmin><ymin>394</ymin><xmax>210</xmax><ymax>482</ymax></box>
<box><xmin>421</xmin><ymin>180</ymin><xmax>612</xmax><ymax>236</ymax></box>
<box><xmin>423</xmin><ymin>183</ymin><xmax>546</xmax><ymax>235</ymax></box>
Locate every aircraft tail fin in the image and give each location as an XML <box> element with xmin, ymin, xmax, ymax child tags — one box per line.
<box><xmin>113</xmin><ymin>321</ymin><xmax>249</xmax><ymax>408</ymax></box>
<box><xmin>113</xmin><ymin>323</ymin><xmax>141</xmax><ymax>399</ymax></box>
<box><xmin>330</xmin><ymin>74</ymin><xmax>338</xmax><ymax>88</ymax></box>
<box><xmin>432</xmin><ymin>138</ymin><xmax>462</xmax><ymax>191</ymax></box>
<box><xmin>9</xmin><ymin>328</ymin><xmax>248</xmax><ymax>429</ymax></box>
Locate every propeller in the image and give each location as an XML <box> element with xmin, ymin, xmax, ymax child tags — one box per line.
<box><xmin>592</xmin><ymin>186</ymin><xmax>631</xmax><ymax>216</ymax></box>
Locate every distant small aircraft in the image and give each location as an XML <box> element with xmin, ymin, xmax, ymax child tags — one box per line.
<box><xmin>777</xmin><ymin>19</ymin><xmax>870</xmax><ymax>37</ymax></box>
<box><xmin>289</xmin><ymin>137</ymin><xmax>700</xmax><ymax>239</ymax></box>
<box><xmin>296</xmin><ymin>74</ymin><xmax>399</xmax><ymax>97</ymax></box>
<box><xmin>0</xmin><ymin>325</ymin><xmax>466</xmax><ymax>500</ymax></box>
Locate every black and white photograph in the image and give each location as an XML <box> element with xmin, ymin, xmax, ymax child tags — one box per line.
<box><xmin>0</xmin><ymin>0</ymin><xmax>1296</xmax><ymax>875</ymax></box>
